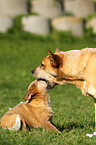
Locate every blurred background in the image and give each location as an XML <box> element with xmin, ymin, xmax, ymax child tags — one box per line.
<box><xmin>0</xmin><ymin>0</ymin><xmax>96</xmax><ymax>36</ymax></box>
<box><xmin>0</xmin><ymin>1</ymin><xmax>96</xmax><ymax>144</ymax></box>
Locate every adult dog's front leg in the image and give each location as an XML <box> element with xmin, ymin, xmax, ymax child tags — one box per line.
<box><xmin>94</xmin><ymin>99</ymin><xmax>96</xmax><ymax>132</ymax></box>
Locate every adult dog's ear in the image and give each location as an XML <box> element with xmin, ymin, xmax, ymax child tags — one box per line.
<box><xmin>55</xmin><ymin>48</ymin><xmax>62</xmax><ymax>53</ymax></box>
<box><xmin>48</xmin><ymin>50</ymin><xmax>56</xmax><ymax>66</ymax></box>
<box><xmin>48</xmin><ymin>50</ymin><xmax>63</xmax><ymax>68</ymax></box>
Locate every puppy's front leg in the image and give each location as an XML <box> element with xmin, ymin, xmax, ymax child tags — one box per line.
<box><xmin>45</xmin><ymin>121</ymin><xmax>61</xmax><ymax>133</ymax></box>
<box><xmin>21</xmin><ymin>118</ymin><xmax>27</xmax><ymax>130</ymax></box>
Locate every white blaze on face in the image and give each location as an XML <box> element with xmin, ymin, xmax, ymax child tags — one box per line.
<box><xmin>33</xmin><ymin>66</ymin><xmax>55</xmax><ymax>87</ymax></box>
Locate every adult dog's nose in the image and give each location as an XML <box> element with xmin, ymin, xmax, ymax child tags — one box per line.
<box><xmin>31</xmin><ymin>69</ymin><xmax>34</xmax><ymax>74</ymax></box>
<box><xmin>31</xmin><ymin>69</ymin><xmax>35</xmax><ymax>74</ymax></box>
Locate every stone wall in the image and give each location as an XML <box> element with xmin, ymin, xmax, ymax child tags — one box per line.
<box><xmin>22</xmin><ymin>16</ymin><xmax>50</xmax><ymax>35</ymax></box>
<box><xmin>64</xmin><ymin>0</ymin><xmax>95</xmax><ymax>18</ymax></box>
<box><xmin>51</xmin><ymin>16</ymin><xmax>84</xmax><ymax>36</ymax></box>
<box><xmin>0</xmin><ymin>16</ymin><xmax>13</xmax><ymax>32</ymax></box>
<box><xmin>31</xmin><ymin>0</ymin><xmax>62</xmax><ymax>19</ymax></box>
<box><xmin>0</xmin><ymin>0</ymin><xmax>96</xmax><ymax>35</ymax></box>
<box><xmin>0</xmin><ymin>0</ymin><xmax>27</xmax><ymax>18</ymax></box>
<box><xmin>86</xmin><ymin>17</ymin><xmax>96</xmax><ymax>33</ymax></box>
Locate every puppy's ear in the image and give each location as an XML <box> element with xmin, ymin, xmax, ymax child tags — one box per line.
<box><xmin>48</xmin><ymin>50</ymin><xmax>63</xmax><ymax>68</ymax></box>
<box><xmin>55</xmin><ymin>48</ymin><xmax>61</xmax><ymax>53</ymax></box>
<box><xmin>24</xmin><ymin>84</ymin><xmax>37</xmax><ymax>101</ymax></box>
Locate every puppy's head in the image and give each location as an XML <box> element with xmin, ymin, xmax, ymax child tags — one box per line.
<box><xmin>24</xmin><ymin>80</ymin><xmax>49</xmax><ymax>102</ymax></box>
<box><xmin>31</xmin><ymin>48</ymin><xmax>63</xmax><ymax>88</ymax></box>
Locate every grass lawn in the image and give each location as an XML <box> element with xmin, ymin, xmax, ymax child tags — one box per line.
<box><xmin>0</xmin><ymin>37</ymin><xmax>96</xmax><ymax>145</ymax></box>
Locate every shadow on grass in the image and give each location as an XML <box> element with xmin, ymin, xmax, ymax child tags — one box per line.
<box><xmin>57</xmin><ymin>123</ymin><xmax>84</xmax><ymax>132</ymax></box>
<box><xmin>55</xmin><ymin>122</ymin><xmax>95</xmax><ymax>132</ymax></box>
<box><xmin>51</xmin><ymin>122</ymin><xmax>83</xmax><ymax>132</ymax></box>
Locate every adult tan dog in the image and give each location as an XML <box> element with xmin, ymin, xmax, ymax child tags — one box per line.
<box><xmin>0</xmin><ymin>79</ymin><xmax>60</xmax><ymax>133</ymax></box>
<box><xmin>32</xmin><ymin>48</ymin><xmax>96</xmax><ymax>129</ymax></box>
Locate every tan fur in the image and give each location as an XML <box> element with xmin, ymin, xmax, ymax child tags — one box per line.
<box><xmin>0</xmin><ymin>80</ymin><xmax>60</xmax><ymax>133</ymax></box>
<box><xmin>32</xmin><ymin>48</ymin><xmax>96</xmax><ymax>98</ymax></box>
<box><xmin>32</xmin><ymin>48</ymin><xmax>96</xmax><ymax>130</ymax></box>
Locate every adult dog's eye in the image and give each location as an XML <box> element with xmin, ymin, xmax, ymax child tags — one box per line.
<box><xmin>41</xmin><ymin>64</ymin><xmax>45</xmax><ymax>67</ymax></box>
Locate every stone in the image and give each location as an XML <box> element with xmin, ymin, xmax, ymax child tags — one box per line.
<box><xmin>51</xmin><ymin>16</ymin><xmax>84</xmax><ymax>36</ymax></box>
<box><xmin>31</xmin><ymin>0</ymin><xmax>62</xmax><ymax>19</ymax></box>
<box><xmin>22</xmin><ymin>16</ymin><xmax>50</xmax><ymax>35</ymax></box>
<box><xmin>64</xmin><ymin>0</ymin><xmax>95</xmax><ymax>18</ymax></box>
<box><xmin>0</xmin><ymin>16</ymin><xmax>13</xmax><ymax>33</ymax></box>
<box><xmin>0</xmin><ymin>0</ymin><xmax>27</xmax><ymax>17</ymax></box>
<box><xmin>86</xmin><ymin>17</ymin><xmax>96</xmax><ymax>33</ymax></box>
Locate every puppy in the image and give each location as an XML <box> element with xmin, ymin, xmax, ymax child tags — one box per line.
<box><xmin>0</xmin><ymin>79</ymin><xmax>60</xmax><ymax>133</ymax></box>
<box><xmin>31</xmin><ymin>48</ymin><xmax>96</xmax><ymax>129</ymax></box>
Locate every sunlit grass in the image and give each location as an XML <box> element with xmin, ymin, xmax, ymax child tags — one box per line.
<box><xmin>0</xmin><ymin>38</ymin><xmax>96</xmax><ymax>144</ymax></box>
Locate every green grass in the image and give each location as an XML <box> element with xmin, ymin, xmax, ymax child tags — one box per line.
<box><xmin>0</xmin><ymin>37</ymin><xmax>96</xmax><ymax>145</ymax></box>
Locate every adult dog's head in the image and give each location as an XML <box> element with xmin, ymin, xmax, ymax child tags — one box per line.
<box><xmin>31</xmin><ymin>48</ymin><xmax>68</xmax><ymax>88</ymax></box>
